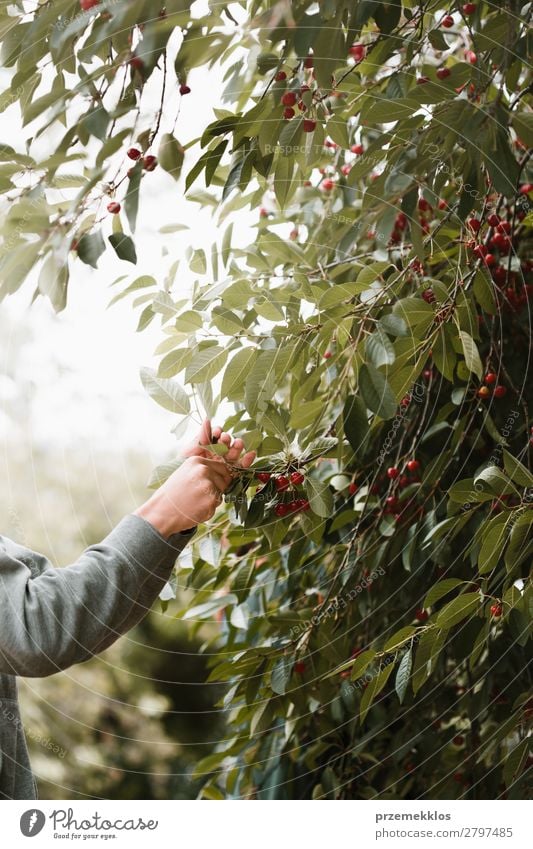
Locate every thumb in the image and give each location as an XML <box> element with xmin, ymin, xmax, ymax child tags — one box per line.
<box><xmin>198</xmin><ymin>418</ymin><xmax>212</xmax><ymax>446</ymax></box>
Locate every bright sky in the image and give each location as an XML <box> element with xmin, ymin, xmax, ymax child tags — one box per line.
<box><xmin>0</xmin><ymin>15</ymin><xmax>255</xmax><ymax>466</ymax></box>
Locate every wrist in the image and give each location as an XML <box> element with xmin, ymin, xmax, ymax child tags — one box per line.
<box><xmin>133</xmin><ymin>492</ymin><xmax>193</xmax><ymax>539</ymax></box>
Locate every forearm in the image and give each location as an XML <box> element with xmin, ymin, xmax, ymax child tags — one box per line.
<box><xmin>0</xmin><ymin>514</ymin><xmax>194</xmax><ymax>678</ymax></box>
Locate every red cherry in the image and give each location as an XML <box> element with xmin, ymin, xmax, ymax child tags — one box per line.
<box><xmin>297</xmin><ymin>100</ymin><xmax>306</xmax><ymax>112</ymax></box>
<box><xmin>341</xmin><ymin>164</ymin><xmax>351</xmax><ymax>176</ymax></box>
<box><xmin>259</xmin><ymin>207</ymin><xmax>269</xmax><ymax>218</ymax></box>
<box><xmin>348</xmin><ymin>43</ymin><xmax>366</xmax><ymax>61</ymax></box>
<box><xmin>477</xmin><ymin>386</ymin><xmax>490</xmax><ymax>399</ymax></box>
<box><xmin>490</xmin><ymin>232</ymin><xmax>509</xmax><ymax>251</ymax></box>
<box><xmin>484</xmin><ymin>372</ymin><xmax>497</xmax><ymax>385</ymax></box>
<box><xmin>281</xmin><ymin>91</ymin><xmax>297</xmax><ymax>107</ymax></box>
<box><xmin>294</xmin><ymin>660</ymin><xmax>306</xmax><ymax>674</ymax></box>
<box><xmin>462</xmin><ymin>3</ymin><xmax>476</xmax><ymax>13</ymax></box>
<box><xmin>348</xmin><ymin>482</ymin><xmax>358</xmax><ymax>495</ymax></box>
<box><xmin>398</xmin><ymin>475</ymin><xmax>409</xmax><ymax>488</ymax></box>
<box><xmin>415</xmin><ymin>609</ymin><xmax>429</xmax><ymax>622</ymax></box>
<box><xmin>323</xmin><ymin>350</ymin><xmax>332</xmax><ymax>359</ymax></box>
<box><xmin>107</xmin><ymin>201</ymin><xmax>121</xmax><ymax>214</ymax></box>
<box><xmin>465</xmin><ymin>50</ymin><xmax>477</xmax><ymax>64</ymax></box>
<box><xmin>487</xmin><ymin>213</ymin><xmax>500</xmax><ymax>228</ymax></box>
<box><xmin>497</xmin><ymin>220</ymin><xmax>511</xmax><ymax>234</ymax></box>
<box><xmin>490</xmin><ymin>603</ymin><xmax>502</xmax><ymax>617</ymax></box>
<box><xmin>467</xmin><ymin>218</ymin><xmax>481</xmax><ymax>233</ymax></box>
<box><xmin>351</xmin><ymin>143</ymin><xmax>364</xmax><ymax>155</ymax></box>
<box><xmin>484</xmin><ymin>253</ymin><xmax>497</xmax><ymax>267</ymax></box>
<box><xmin>423</xmin><ymin>369</ymin><xmax>433</xmax><ymax>381</ymax></box>
<box><xmin>453</xmin><ymin>735</ymin><xmax>465</xmax><ymax>745</ymax></box>
<box><xmin>519</xmin><ymin>183</ymin><xmax>533</xmax><ymax>195</ymax></box>
<box><xmin>179</xmin><ymin>84</ymin><xmax>191</xmax><ymax>95</ymax></box>
<box><xmin>275</xmin><ymin>475</ymin><xmax>290</xmax><ymax>492</ymax></box>
<box><xmin>493</xmin><ymin>385</ymin><xmax>507</xmax><ymax>398</ymax></box>
<box><xmin>473</xmin><ymin>243</ymin><xmax>488</xmax><ymax>258</ymax></box>
<box><xmin>492</xmin><ymin>266</ymin><xmax>507</xmax><ymax>285</ymax></box>
<box><xmin>406</xmin><ymin>459</ymin><xmax>420</xmax><ymax>472</ymax></box>
<box><xmin>303</xmin><ymin>56</ymin><xmax>314</xmax><ymax>69</ymax></box>
<box><xmin>322</xmin><ymin>179</ymin><xmax>335</xmax><ymax>191</ymax></box>
<box><xmin>441</xmin><ymin>15</ymin><xmax>454</xmax><ymax>28</ymax></box>
<box><xmin>438</xmin><ymin>199</ymin><xmax>447</xmax><ymax>209</ymax></box>
<box><xmin>127</xmin><ymin>147</ymin><xmax>141</xmax><ymax>160</ymax></box>
<box><xmin>418</xmin><ymin>197</ymin><xmax>431</xmax><ymax>212</ymax></box>
<box><xmin>256</xmin><ymin>472</ymin><xmax>271</xmax><ymax>483</ymax></box>
<box><xmin>303</xmin><ymin>118</ymin><xmax>317</xmax><ymax>133</ymax></box>
<box><xmin>143</xmin><ymin>155</ymin><xmax>158</xmax><ymax>171</ymax></box>
<box><xmin>422</xmin><ymin>288</ymin><xmax>436</xmax><ymax>303</ymax></box>
<box><xmin>283</xmin><ymin>107</ymin><xmax>295</xmax><ymax>119</ymax></box>
<box><xmin>300</xmin><ymin>499</ymin><xmax>311</xmax><ymax>511</ymax></box>
<box><xmin>290</xmin><ymin>471</ymin><xmax>305</xmax><ymax>486</ymax></box>
<box><xmin>387</xmin><ymin>467</ymin><xmax>399</xmax><ymax>480</ymax></box>
<box><xmin>385</xmin><ymin>496</ymin><xmax>398</xmax><ymax>509</ymax></box>
<box><xmin>436</xmin><ymin>67</ymin><xmax>451</xmax><ymax>79</ymax></box>
<box><xmin>80</xmin><ymin>0</ymin><xmax>100</xmax><ymax>9</ymax></box>
<box><xmin>417</xmin><ymin>76</ymin><xmax>429</xmax><ymax>85</ymax></box>
<box><xmin>274</xmin><ymin>503</ymin><xmax>290</xmax><ymax>517</ymax></box>
<box><xmin>129</xmin><ymin>56</ymin><xmax>144</xmax><ymax>71</ymax></box>
<box><xmin>275</xmin><ymin>71</ymin><xmax>287</xmax><ymax>81</ymax></box>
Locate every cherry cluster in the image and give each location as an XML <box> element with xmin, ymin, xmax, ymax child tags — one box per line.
<box><xmin>255</xmin><ymin>471</ymin><xmax>310</xmax><ymax>517</ymax></box>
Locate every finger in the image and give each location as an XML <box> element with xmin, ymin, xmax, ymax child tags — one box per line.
<box><xmin>212</xmin><ymin>425</ymin><xmax>222</xmax><ymax>442</ymax></box>
<box><xmin>197</xmin><ymin>418</ymin><xmax>212</xmax><ymax>446</ymax></box>
<box><xmin>219</xmin><ymin>431</ymin><xmax>233</xmax><ymax>448</ymax></box>
<box><xmin>225</xmin><ymin>437</ymin><xmax>244</xmax><ymax>461</ymax></box>
<box><xmin>239</xmin><ymin>450</ymin><xmax>257</xmax><ymax>469</ymax></box>
<box><xmin>202</xmin><ymin>460</ymin><xmax>233</xmax><ymax>491</ymax></box>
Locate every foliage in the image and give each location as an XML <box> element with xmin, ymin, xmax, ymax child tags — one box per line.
<box><xmin>0</xmin><ymin>0</ymin><xmax>532</xmax><ymax>799</ymax></box>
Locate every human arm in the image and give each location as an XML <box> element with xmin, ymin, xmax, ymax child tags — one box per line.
<box><xmin>0</xmin><ymin>421</ymin><xmax>255</xmax><ymax>678</ymax></box>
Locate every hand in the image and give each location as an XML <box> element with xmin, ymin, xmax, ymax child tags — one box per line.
<box><xmin>134</xmin><ymin>420</ymin><xmax>256</xmax><ymax>538</ymax></box>
<box><xmin>181</xmin><ymin>418</ymin><xmax>256</xmax><ymax>468</ymax></box>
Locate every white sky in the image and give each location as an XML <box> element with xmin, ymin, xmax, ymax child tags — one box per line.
<box><xmin>0</xmin><ymin>24</ymin><xmax>256</xmax><ymax>466</ymax></box>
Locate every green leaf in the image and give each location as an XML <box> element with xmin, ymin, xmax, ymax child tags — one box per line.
<box><xmin>458</xmin><ymin>330</ymin><xmax>483</xmax><ymax>380</ymax></box>
<box><xmin>360</xmin><ymin>661</ymin><xmax>395</xmax><ymax>724</ymax></box>
<box><xmin>184</xmin><ymin>346</ymin><xmax>227</xmax><ymax>384</ymax></box>
<box><xmin>349</xmin><ymin>649</ymin><xmax>377</xmax><ymax>682</ymax></box>
<box><xmin>424</xmin><ymin>579</ymin><xmax>465</xmax><ymax>609</ymax></box>
<box><xmin>221</xmin><ymin>347</ymin><xmax>257</xmax><ymax>401</ymax></box>
<box><xmin>473</xmin><ymin>268</ymin><xmax>496</xmax><ymax>314</ymax></box>
<box><xmin>358</xmin><ymin>363</ymin><xmax>397</xmax><ymax>419</ymax></box>
<box><xmin>343</xmin><ymin>395</ymin><xmax>369</xmax><ymax>453</ymax></box>
<box><xmin>395</xmin><ymin>648</ymin><xmax>412</xmax><ymax>704</ymax></box>
<box><xmin>478</xmin><ymin>514</ymin><xmax>510</xmax><ymax>574</ymax></box>
<box><xmin>158</xmin><ymin>133</ymin><xmax>185</xmax><ymax>180</ymax></box>
<box><xmin>502</xmin><ymin>450</ymin><xmax>533</xmax><ymax>487</ymax></box>
<box><xmin>77</xmin><ymin>230</ymin><xmax>105</xmax><ymax>268</ymax></box>
<box><xmin>503</xmin><ymin>739</ymin><xmax>529</xmax><ymax>788</ymax></box>
<box><xmin>140</xmin><ymin>367</ymin><xmax>190</xmax><ymax>414</ymax></box>
<box><xmin>271</xmin><ymin>656</ymin><xmax>293</xmax><ymax>695</ymax></box>
<box><xmin>436</xmin><ymin>592</ymin><xmax>480</xmax><ymax>629</ymax></box>
<box><xmin>109</xmin><ymin>233</ymin><xmax>137</xmax><ymax>264</ymax></box>
<box><xmin>304</xmin><ymin>477</ymin><xmax>333</xmax><ymax>518</ymax></box>
<box><xmin>365</xmin><ymin>326</ymin><xmax>395</xmax><ymax>367</ymax></box>
<box><xmin>125</xmin><ymin>160</ymin><xmax>143</xmax><ymax>232</ymax></box>
<box><xmin>412</xmin><ymin>628</ymin><xmax>444</xmax><ymax>695</ymax></box>
<box><xmin>384</xmin><ymin>626</ymin><xmax>416</xmax><ymax>653</ymax></box>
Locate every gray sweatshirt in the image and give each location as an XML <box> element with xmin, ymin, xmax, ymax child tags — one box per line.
<box><xmin>0</xmin><ymin>513</ymin><xmax>194</xmax><ymax>800</ymax></box>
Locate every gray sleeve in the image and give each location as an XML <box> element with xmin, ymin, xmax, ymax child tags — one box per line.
<box><xmin>0</xmin><ymin>514</ymin><xmax>195</xmax><ymax>678</ymax></box>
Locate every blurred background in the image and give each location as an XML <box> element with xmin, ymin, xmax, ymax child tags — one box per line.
<box><xmin>0</xmin><ymin>294</ymin><xmax>227</xmax><ymax>800</ymax></box>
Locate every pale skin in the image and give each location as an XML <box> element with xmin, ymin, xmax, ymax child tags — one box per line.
<box><xmin>133</xmin><ymin>420</ymin><xmax>256</xmax><ymax>539</ymax></box>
